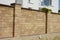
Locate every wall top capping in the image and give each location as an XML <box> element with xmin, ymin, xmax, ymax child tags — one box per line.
<box><xmin>0</xmin><ymin>3</ymin><xmax>13</xmax><ymax>8</ymax></box>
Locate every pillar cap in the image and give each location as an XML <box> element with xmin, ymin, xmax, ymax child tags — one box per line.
<box><xmin>11</xmin><ymin>3</ymin><xmax>21</xmax><ymax>6</ymax></box>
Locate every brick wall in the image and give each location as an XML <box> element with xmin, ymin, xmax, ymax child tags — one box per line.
<box><xmin>0</xmin><ymin>5</ymin><xmax>13</xmax><ymax>38</ymax></box>
<box><xmin>15</xmin><ymin>4</ymin><xmax>22</xmax><ymax>37</ymax></box>
<box><xmin>47</xmin><ymin>13</ymin><xmax>60</xmax><ymax>33</ymax></box>
<box><xmin>15</xmin><ymin>4</ymin><xmax>46</xmax><ymax>36</ymax></box>
<box><xmin>15</xmin><ymin>4</ymin><xmax>60</xmax><ymax>36</ymax></box>
<box><xmin>0</xmin><ymin>4</ymin><xmax>60</xmax><ymax>38</ymax></box>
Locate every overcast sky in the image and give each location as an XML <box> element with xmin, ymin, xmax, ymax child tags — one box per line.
<box><xmin>0</xmin><ymin>0</ymin><xmax>15</xmax><ymax>5</ymax></box>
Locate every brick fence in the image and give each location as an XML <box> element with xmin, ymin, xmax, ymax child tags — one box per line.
<box><xmin>0</xmin><ymin>3</ymin><xmax>60</xmax><ymax>38</ymax></box>
<box><xmin>0</xmin><ymin>4</ymin><xmax>13</xmax><ymax>38</ymax></box>
<box><xmin>14</xmin><ymin>4</ymin><xmax>60</xmax><ymax>37</ymax></box>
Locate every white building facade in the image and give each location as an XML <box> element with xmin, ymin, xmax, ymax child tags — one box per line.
<box><xmin>0</xmin><ymin>0</ymin><xmax>15</xmax><ymax>5</ymax></box>
<box><xmin>0</xmin><ymin>0</ymin><xmax>59</xmax><ymax>13</ymax></box>
<box><xmin>21</xmin><ymin>0</ymin><xmax>59</xmax><ymax>13</ymax></box>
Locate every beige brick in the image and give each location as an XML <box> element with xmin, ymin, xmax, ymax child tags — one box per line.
<box><xmin>0</xmin><ymin>6</ymin><xmax>13</xmax><ymax>38</ymax></box>
<box><xmin>15</xmin><ymin>4</ymin><xmax>46</xmax><ymax>36</ymax></box>
<box><xmin>47</xmin><ymin>13</ymin><xmax>60</xmax><ymax>33</ymax></box>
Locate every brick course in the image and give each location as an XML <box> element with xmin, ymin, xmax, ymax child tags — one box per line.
<box><xmin>0</xmin><ymin>5</ymin><xmax>13</xmax><ymax>38</ymax></box>
<box><xmin>47</xmin><ymin>13</ymin><xmax>60</xmax><ymax>33</ymax></box>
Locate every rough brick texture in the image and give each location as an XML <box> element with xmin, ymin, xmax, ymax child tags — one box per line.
<box><xmin>47</xmin><ymin>13</ymin><xmax>60</xmax><ymax>33</ymax></box>
<box><xmin>0</xmin><ymin>6</ymin><xmax>13</xmax><ymax>38</ymax></box>
<box><xmin>15</xmin><ymin>4</ymin><xmax>60</xmax><ymax>36</ymax></box>
<box><xmin>1</xmin><ymin>4</ymin><xmax>60</xmax><ymax>38</ymax></box>
<box><xmin>15</xmin><ymin>4</ymin><xmax>46</xmax><ymax>36</ymax></box>
<box><xmin>15</xmin><ymin>4</ymin><xmax>22</xmax><ymax>37</ymax></box>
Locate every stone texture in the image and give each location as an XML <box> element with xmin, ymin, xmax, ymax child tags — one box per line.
<box><xmin>1</xmin><ymin>4</ymin><xmax>60</xmax><ymax>38</ymax></box>
<box><xmin>0</xmin><ymin>6</ymin><xmax>13</xmax><ymax>38</ymax></box>
<box><xmin>15</xmin><ymin>4</ymin><xmax>22</xmax><ymax>37</ymax></box>
<box><xmin>14</xmin><ymin>4</ymin><xmax>60</xmax><ymax>37</ymax></box>
<box><xmin>47</xmin><ymin>13</ymin><xmax>60</xmax><ymax>33</ymax></box>
<box><xmin>15</xmin><ymin>4</ymin><xmax>46</xmax><ymax>36</ymax></box>
<box><xmin>21</xmin><ymin>9</ymin><xmax>46</xmax><ymax>35</ymax></box>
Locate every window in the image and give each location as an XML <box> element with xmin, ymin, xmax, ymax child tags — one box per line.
<box><xmin>16</xmin><ymin>0</ymin><xmax>22</xmax><ymax>4</ymax></box>
<box><xmin>41</xmin><ymin>0</ymin><xmax>52</xmax><ymax>6</ymax></box>
<box><xmin>59</xmin><ymin>0</ymin><xmax>60</xmax><ymax>9</ymax></box>
<box><xmin>28</xmin><ymin>0</ymin><xmax>34</xmax><ymax>4</ymax></box>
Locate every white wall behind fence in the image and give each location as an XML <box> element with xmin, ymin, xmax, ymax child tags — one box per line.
<box><xmin>22</xmin><ymin>0</ymin><xmax>40</xmax><ymax>10</ymax></box>
<box><xmin>0</xmin><ymin>0</ymin><xmax>15</xmax><ymax>5</ymax></box>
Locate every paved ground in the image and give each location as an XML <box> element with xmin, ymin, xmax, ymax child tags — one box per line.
<box><xmin>0</xmin><ymin>33</ymin><xmax>60</xmax><ymax>40</ymax></box>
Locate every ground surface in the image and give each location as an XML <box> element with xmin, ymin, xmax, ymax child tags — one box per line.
<box><xmin>0</xmin><ymin>33</ymin><xmax>60</xmax><ymax>40</ymax></box>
